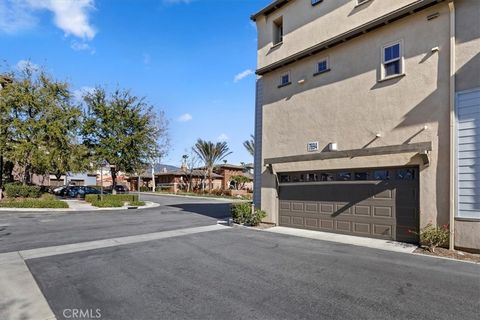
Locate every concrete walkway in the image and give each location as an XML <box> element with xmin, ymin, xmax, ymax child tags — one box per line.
<box><xmin>266</xmin><ymin>226</ymin><xmax>418</xmax><ymax>253</ymax></box>
<box><xmin>0</xmin><ymin>224</ymin><xmax>228</xmax><ymax>320</ymax></box>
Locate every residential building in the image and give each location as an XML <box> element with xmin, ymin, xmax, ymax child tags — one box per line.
<box><xmin>252</xmin><ymin>0</ymin><xmax>479</xmax><ymax>251</ymax></box>
<box><xmin>128</xmin><ymin>163</ymin><xmax>253</xmax><ymax>193</ymax></box>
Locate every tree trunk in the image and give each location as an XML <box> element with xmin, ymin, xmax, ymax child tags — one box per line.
<box><xmin>0</xmin><ymin>155</ymin><xmax>3</xmax><ymax>188</ymax></box>
<box><xmin>111</xmin><ymin>168</ymin><xmax>117</xmax><ymax>188</ymax></box>
<box><xmin>23</xmin><ymin>164</ymin><xmax>31</xmax><ymax>185</ymax></box>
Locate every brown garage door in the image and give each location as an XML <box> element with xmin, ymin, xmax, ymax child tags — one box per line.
<box><xmin>278</xmin><ymin>167</ymin><xmax>419</xmax><ymax>243</ymax></box>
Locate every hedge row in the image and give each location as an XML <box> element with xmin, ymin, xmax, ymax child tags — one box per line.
<box><xmin>0</xmin><ymin>199</ymin><xmax>68</xmax><ymax>208</ymax></box>
<box><xmin>90</xmin><ymin>199</ymin><xmax>124</xmax><ymax>208</ymax></box>
<box><xmin>85</xmin><ymin>194</ymin><xmax>139</xmax><ymax>203</ymax></box>
<box><xmin>3</xmin><ymin>183</ymin><xmax>42</xmax><ymax>198</ymax></box>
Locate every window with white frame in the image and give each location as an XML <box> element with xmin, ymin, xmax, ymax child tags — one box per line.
<box><xmin>315</xmin><ymin>57</ymin><xmax>329</xmax><ymax>75</ymax></box>
<box><xmin>279</xmin><ymin>72</ymin><xmax>291</xmax><ymax>87</ymax></box>
<box><xmin>382</xmin><ymin>41</ymin><xmax>403</xmax><ymax>79</ymax></box>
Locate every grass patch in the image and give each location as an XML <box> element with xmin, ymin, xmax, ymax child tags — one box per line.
<box><xmin>0</xmin><ymin>197</ymin><xmax>68</xmax><ymax>208</ymax></box>
<box><xmin>90</xmin><ymin>199</ymin><xmax>124</xmax><ymax>208</ymax></box>
<box><xmin>85</xmin><ymin>194</ymin><xmax>139</xmax><ymax>203</ymax></box>
<box><xmin>129</xmin><ymin>201</ymin><xmax>145</xmax><ymax>207</ymax></box>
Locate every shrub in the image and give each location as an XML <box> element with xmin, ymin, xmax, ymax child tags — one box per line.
<box><xmin>4</xmin><ymin>183</ymin><xmax>42</xmax><ymax>198</ymax></box>
<box><xmin>129</xmin><ymin>201</ymin><xmax>145</xmax><ymax>207</ymax></box>
<box><xmin>90</xmin><ymin>199</ymin><xmax>124</xmax><ymax>208</ymax></box>
<box><xmin>0</xmin><ymin>198</ymin><xmax>68</xmax><ymax>208</ymax></box>
<box><xmin>246</xmin><ymin>209</ymin><xmax>267</xmax><ymax>227</ymax></box>
<box><xmin>231</xmin><ymin>202</ymin><xmax>253</xmax><ymax>224</ymax></box>
<box><xmin>85</xmin><ymin>194</ymin><xmax>138</xmax><ymax>203</ymax></box>
<box><xmin>415</xmin><ymin>223</ymin><xmax>449</xmax><ymax>253</ymax></box>
<box><xmin>139</xmin><ymin>186</ymin><xmax>150</xmax><ymax>192</ymax></box>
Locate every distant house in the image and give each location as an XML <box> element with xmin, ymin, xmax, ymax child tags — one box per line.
<box><xmin>128</xmin><ymin>163</ymin><xmax>253</xmax><ymax>193</ymax></box>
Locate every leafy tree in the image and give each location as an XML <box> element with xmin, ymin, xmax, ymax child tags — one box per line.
<box><xmin>230</xmin><ymin>175</ymin><xmax>250</xmax><ymax>190</ymax></box>
<box><xmin>243</xmin><ymin>134</ymin><xmax>255</xmax><ymax>157</ymax></box>
<box><xmin>0</xmin><ymin>65</ymin><xmax>85</xmax><ymax>184</ymax></box>
<box><xmin>193</xmin><ymin>139</ymin><xmax>232</xmax><ymax>192</ymax></box>
<box><xmin>82</xmin><ymin>87</ymin><xmax>169</xmax><ymax>187</ymax></box>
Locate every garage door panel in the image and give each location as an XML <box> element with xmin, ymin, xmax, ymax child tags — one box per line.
<box><xmin>278</xmin><ymin>167</ymin><xmax>419</xmax><ymax>242</ymax></box>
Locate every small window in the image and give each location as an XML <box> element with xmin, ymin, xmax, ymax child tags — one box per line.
<box><xmin>311</xmin><ymin>0</ymin><xmax>323</xmax><ymax>6</ymax></box>
<box><xmin>306</xmin><ymin>173</ymin><xmax>317</xmax><ymax>182</ymax></box>
<box><xmin>337</xmin><ymin>172</ymin><xmax>352</xmax><ymax>181</ymax></box>
<box><xmin>314</xmin><ymin>58</ymin><xmax>330</xmax><ymax>75</ymax></box>
<box><xmin>273</xmin><ymin>17</ymin><xmax>283</xmax><ymax>46</ymax></box>
<box><xmin>354</xmin><ymin>172</ymin><xmax>369</xmax><ymax>180</ymax></box>
<box><xmin>278</xmin><ymin>72</ymin><xmax>291</xmax><ymax>87</ymax></box>
<box><xmin>373</xmin><ymin>170</ymin><xmax>390</xmax><ymax>180</ymax></box>
<box><xmin>382</xmin><ymin>42</ymin><xmax>403</xmax><ymax>78</ymax></box>
<box><xmin>320</xmin><ymin>173</ymin><xmax>335</xmax><ymax>181</ymax></box>
<box><xmin>279</xmin><ymin>175</ymin><xmax>290</xmax><ymax>183</ymax></box>
<box><xmin>396</xmin><ymin>169</ymin><xmax>415</xmax><ymax>181</ymax></box>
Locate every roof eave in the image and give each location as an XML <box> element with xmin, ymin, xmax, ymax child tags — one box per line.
<box><xmin>250</xmin><ymin>0</ymin><xmax>292</xmax><ymax>21</ymax></box>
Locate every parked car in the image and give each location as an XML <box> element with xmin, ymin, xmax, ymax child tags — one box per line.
<box><xmin>52</xmin><ymin>185</ymin><xmax>71</xmax><ymax>197</ymax></box>
<box><xmin>104</xmin><ymin>185</ymin><xmax>128</xmax><ymax>194</ymax></box>
<box><xmin>67</xmin><ymin>186</ymin><xmax>101</xmax><ymax>199</ymax></box>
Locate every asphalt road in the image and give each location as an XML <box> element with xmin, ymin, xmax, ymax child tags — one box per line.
<box><xmin>0</xmin><ymin>194</ymin><xmax>231</xmax><ymax>253</ymax></box>
<box><xmin>28</xmin><ymin>227</ymin><xmax>479</xmax><ymax>320</ymax></box>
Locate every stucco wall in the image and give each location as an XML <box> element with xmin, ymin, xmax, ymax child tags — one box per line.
<box><xmin>455</xmin><ymin>219</ymin><xmax>480</xmax><ymax>252</ymax></box>
<box><xmin>455</xmin><ymin>0</ymin><xmax>480</xmax><ymax>92</ymax></box>
<box><xmin>259</xmin><ymin>3</ymin><xmax>452</xmax><ymax>229</ymax></box>
<box><xmin>256</xmin><ymin>0</ymin><xmax>421</xmax><ymax>69</ymax></box>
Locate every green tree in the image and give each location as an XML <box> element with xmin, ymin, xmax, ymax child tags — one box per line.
<box><xmin>230</xmin><ymin>175</ymin><xmax>250</xmax><ymax>190</ymax></box>
<box><xmin>193</xmin><ymin>139</ymin><xmax>232</xmax><ymax>192</ymax></box>
<box><xmin>0</xmin><ymin>65</ymin><xmax>85</xmax><ymax>184</ymax></box>
<box><xmin>243</xmin><ymin>134</ymin><xmax>255</xmax><ymax>157</ymax></box>
<box><xmin>82</xmin><ymin>87</ymin><xmax>169</xmax><ymax>187</ymax></box>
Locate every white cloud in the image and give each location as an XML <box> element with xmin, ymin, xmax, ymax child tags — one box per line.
<box><xmin>217</xmin><ymin>133</ymin><xmax>229</xmax><ymax>142</ymax></box>
<box><xmin>0</xmin><ymin>1</ymin><xmax>36</xmax><ymax>34</ymax></box>
<box><xmin>71</xmin><ymin>40</ymin><xmax>95</xmax><ymax>54</ymax></box>
<box><xmin>73</xmin><ymin>86</ymin><xmax>95</xmax><ymax>103</ymax></box>
<box><xmin>178</xmin><ymin>113</ymin><xmax>193</xmax><ymax>122</ymax></box>
<box><xmin>0</xmin><ymin>0</ymin><xmax>96</xmax><ymax>42</ymax></box>
<box><xmin>27</xmin><ymin>0</ymin><xmax>96</xmax><ymax>40</ymax></box>
<box><xmin>16</xmin><ymin>59</ymin><xmax>39</xmax><ymax>71</ymax></box>
<box><xmin>233</xmin><ymin>69</ymin><xmax>254</xmax><ymax>83</ymax></box>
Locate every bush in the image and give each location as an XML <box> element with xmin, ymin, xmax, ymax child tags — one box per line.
<box><xmin>415</xmin><ymin>223</ymin><xmax>449</xmax><ymax>253</ymax></box>
<box><xmin>85</xmin><ymin>194</ymin><xmax>138</xmax><ymax>203</ymax></box>
<box><xmin>90</xmin><ymin>199</ymin><xmax>124</xmax><ymax>208</ymax></box>
<box><xmin>129</xmin><ymin>201</ymin><xmax>145</xmax><ymax>207</ymax></box>
<box><xmin>246</xmin><ymin>209</ymin><xmax>267</xmax><ymax>227</ymax></box>
<box><xmin>4</xmin><ymin>183</ymin><xmax>42</xmax><ymax>198</ymax></box>
<box><xmin>139</xmin><ymin>186</ymin><xmax>150</xmax><ymax>192</ymax></box>
<box><xmin>0</xmin><ymin>198</ymin><xmax>68</xmax><ymax>208</ymax></box>
<box><xmin>231</xmin><ymin>202</ymin><xmax>252</xmax><ymax>224</ymax></box>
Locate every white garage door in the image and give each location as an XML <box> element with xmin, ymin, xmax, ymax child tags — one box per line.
<box><xmin>457</xmin><ymin>89</ymin><xmax>480</xmax><ymax>219</ymax></box>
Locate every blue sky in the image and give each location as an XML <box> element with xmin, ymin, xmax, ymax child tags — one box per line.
<box><xmin>0</xmin><ymin>0</ymin><xmax>270</xmax><ymax>166</ymax></box>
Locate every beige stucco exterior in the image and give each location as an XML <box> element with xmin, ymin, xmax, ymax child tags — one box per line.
<box><xmin>254</xmin><ymin>0</ymin><xmax>480</xmax><ymax>250</ymax></box>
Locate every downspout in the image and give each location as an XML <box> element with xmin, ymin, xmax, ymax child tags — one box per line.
<box><xmin>448</xmin><ymin>0</ymin><xmax>456</xmax><ymax>251</ymax></box>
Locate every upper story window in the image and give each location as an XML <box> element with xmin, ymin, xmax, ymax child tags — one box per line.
<box><xmin>314</xmin><ymin>57</ymin><xmax>330</xmax><ymax>76</ymax></box>
<box><xmin>273</xmin><ymin>17</ymin><xmax>283</xmax><ymax>46</ymax></box>
<box><xmin>381</xmin><ymin>41</ymin><xmax>404</xmax><ymax>79</ymax></box>
<box><xmin>278</xmin><ymin>72</ymin><xmax>291</xmax><ymax>88</ymax></box>
<box><xmin>311</xmin><ymin>0</ymin><xmax>323</xmax><ymax>6</ymax></box>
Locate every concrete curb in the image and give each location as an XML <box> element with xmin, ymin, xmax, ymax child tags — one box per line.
<box><xmin>0</xmin><ymin>201</ymin><xmax>160</xmax><ymax>213</ymax></box>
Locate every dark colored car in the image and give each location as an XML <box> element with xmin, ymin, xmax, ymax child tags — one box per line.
<box><xmin>104</xmin><ymin>185</ymin><xmax>128</xmax><ymax>194</ymax></box>
<box><xmin>67</xmin><ymin>186</ymin><xmax>101</xmax><ymax>199</ymax></box>
<box><xmin>52</xmin><ymin>185</ymin><xmax>71</xmax><ymax>197</ymax></box>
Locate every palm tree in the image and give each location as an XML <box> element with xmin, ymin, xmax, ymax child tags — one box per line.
<box><xmin>193</xmin><ymin>139</ymin><xmax>232</xmax><ymax>192</ymax></box>
<box><xmin>243</xmin><ymin>134</ymin><xmax>255</xmax><ymax>157</ymax></box>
